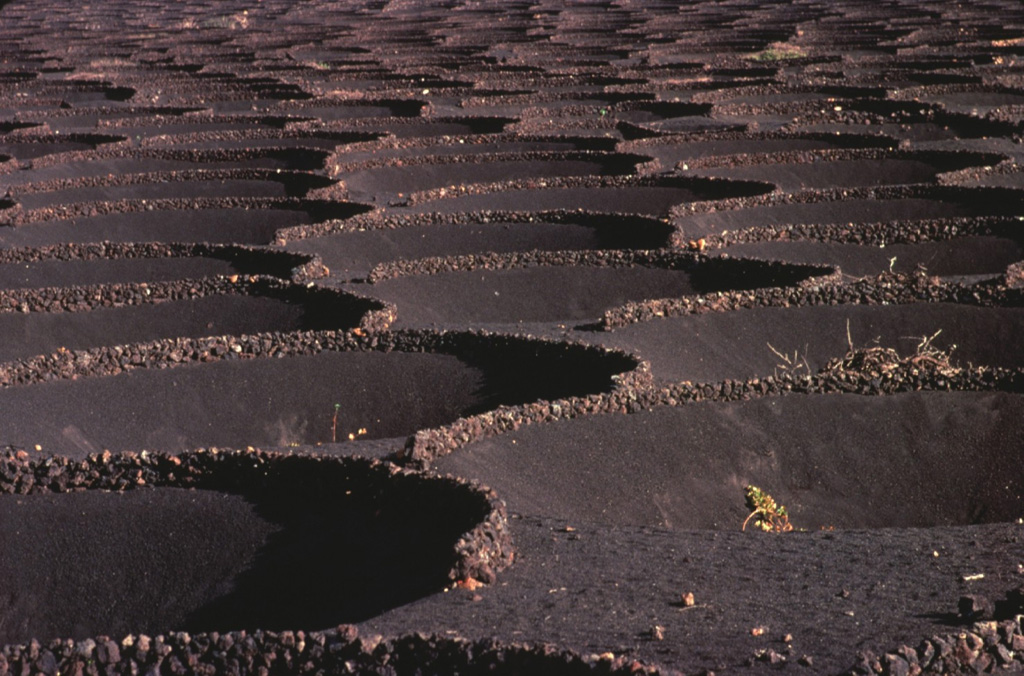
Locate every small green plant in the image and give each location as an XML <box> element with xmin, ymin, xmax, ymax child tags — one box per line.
<box><xmin>330</xmin><ymin>403</ymin><xmax>368</xmax><ymax>442</ymax></box>
<box><xmin>201</xmin><ymin>11</ymin><xmax>250</xmax><ymax>30</ymax></box>
<box><xmin>743</xmin><ymin>485</ymin><xmax>793</xmax><ymax>532</ymax></box>
<box><xmin>747</xmin><ymin>43</ymin><xmax>807</xmax><ymax>62</ymax></box>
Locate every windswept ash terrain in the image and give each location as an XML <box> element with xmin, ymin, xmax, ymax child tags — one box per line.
<box><xmin>1</xmin><ymin>1</ymin><xmax>1024</xmax><ymax>674</ymax></box>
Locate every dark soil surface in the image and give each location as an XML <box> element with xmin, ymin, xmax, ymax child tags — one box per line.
<box><xmin>1</xmin><ymin>1</ymin><xmax>1024</xmax><ymax>675</ymax></box>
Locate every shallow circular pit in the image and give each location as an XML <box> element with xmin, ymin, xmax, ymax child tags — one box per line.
<box><xmin>623</xmin><ymin>132</ymin><xmax>896</xmax><ymax>170</ymax></box>
<box><xmin>406</xmin><ymin>175</ymin><xmax>776</xmax><ymax>217</ymax></box>
<box><xmin>0</xmin><ymin>451</ymin><xmax>495</xmax><ymax>645</ymax></box>
<box><xmin>129</xmin><ymin>80</ymin><xmax>312</xmax><ymax>112</ymax></box>
<box><xmin>0</xmin><ymin>243</ymin><xmax>322</xmax><ymax>289</ymax></box>
<box><xmin>375</xmin><ymin>116</ymin><xmax>515</xmax><ymax>139</ymax></box>
<box><xmin>0</xmin><ymin>199</ymin><xmax>372</xmax><ymax>247</ymax></box>
<box><xmin>808</xmin><ymin>98</ymin><xmax>1018</xmax><ymax>140</ymax></box>
<box><xmin>691</xmin><ymin>150</ymin><xmax>1006</xmax><ymax>191</ymax></box>
<box><xmin>334</xmin><ymin>136</ymin><xmax>617</xmax><ymax>167</ymax></box>
<box><xmin>10</xmin><ymin>169</ymin><xmax>339</xmax><ymax>211</ymax></box>
<box><xmin>339</xmin><ymin>151</ymin><xmax>649</xmax><ymax>200</ymax></box>
<box><xmin>437</xmin><ymin>389</ymin><xmax>1024</xmax><ymax>530</ymax></box>
<box><xmin>696</xmin><ymin>84</ymin><xmax>885</xmax><ymax>107</ymax></box>
<box><xmin>676</xmin><ymin>186</ymin><xmax>1024</xmax><ymax>239</ymax></box>
<box><xmin>267</xmin><ymin>98</ymin><xmax>426</xmax><ymax>120</ymax></box>
<box><xmin>0</xmin><ymin>332</ymin><xmax>637</xmax><ymax>456</ymax></box>
<box><xmin>152</xmin><ymin>129</ymin><xmax>384</xmax><ymax>152</ymax></box>
<box><xmin>284</xmin><ymin>212</ymin><xmax>675</xmax><ymax>280</ymax></box>
<box><xmin>91</xmin><ymin>115</ymin><xmax>313</xmax><ymax>141</ymax></box>
<box><xmin>366</xmin><ymin>266</ymin><xmax>699</xmax><ymax>326</ymax></box>
<box><xmin>0</xmin><ymin>134</ymin><xmax>128</xmax><ymax>161</ymax></box>
<box><xmin>359</xmin><ymin>256</ymin><xmax>833</xmax><ymax>326</ymax></box>
<box><xmin>0</xmin><ymin>278</ymin><xmax>369</xmax><ymax>363</ymax></box>
<box><xmin>721</xmin><ymin>236</ymin><xmax>1023</xmax><ymax>278</ymax></box>
<box><xmin>11</xmin><ymin>147</ymin><xmax>334</xmax><ymax>185</ymax></box>
<box><xmin>0</xmin><ymin>82</ymin><xmax>135</xmax><ymax>106</ymax></box>
<box><xmin>895</xmin><ymin>84</ymin><xmax>1024</xmax><ymax>115</ymax></box>
<box><xmin>594</xmin><ymin>301</ymin><xmax>1024</xmax><ymax>384</ymax></box>
<box><xmin>611</xmin><ymin>100</ymin><xmax>714</xmax><ymax>124</ymax></box>
<box><xmin>23</xmin><ymin>106</ymin><xmax>211</xmax><ymax>133</ymax></box>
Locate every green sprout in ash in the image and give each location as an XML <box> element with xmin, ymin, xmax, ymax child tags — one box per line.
<box><xmin>743</xmin><ymin>485</ymin><xmax>793</xmax><ymax>533</ymax></box>
<box><xmin>747</xmin><ymin>43</ymin><xmax>807</xmax><ymax>62</ymax></box>
<box><xmin>330</xmin><ymin>403</ymin><xmax>367</xmax><ymax>443</ymax></box>
<box><xmin>331</xmin><ymin>403</ymin><xmax>341</xmax><ymax>443</ymax></box>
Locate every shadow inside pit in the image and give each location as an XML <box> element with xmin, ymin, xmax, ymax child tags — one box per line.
<box><xmin>459</xmin><ymin>340</ymin><xmax>638</xmax><ymax>416</ymax></box>
<box><xmin>687</xmin><ymin>256</ymin><xmax>835</xmax><ymax>295</ymax></box>
<box><xmin>0</xmin><ymin>456</ymin><xmax>492</xmax><ymax>643</ymax></box>
<box><xmin>920</xmin><ymin>592</ymin><xmax>1024</xmax><ymax>628</ymax></box>
<box><xmin>183</xmin><ymin>457</ymin><xmax>489</xmax><ymax>631</ymax></box>
<box><xmin>919</xmin><ymin>611</ymin><xmax>968</xmax><ymax>628</ymax></box>
<box><xmin>585</xmin><ymin>213</ymin><xmax>676</xmax><ymax>249</ymax></box>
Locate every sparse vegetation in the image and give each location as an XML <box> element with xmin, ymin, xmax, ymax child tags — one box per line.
<box><xmin>195</xmin><ymin>11</ymin><xmax>250</xmax><ymax>30</ymax></box>
<box><xmin>331</xmin><ymin>404</ymin><xmax>368</xmax><ymax>443</ymax></box>
<box><xmin>742</xmin><ymin>485</ymin><xmax>793</xmax><ymax>533</ymax></box>
<box><xmin>747</xmin><ymin>43</ymin><xmax>807</xmax><ymax>61</ymax></box>
<box><xmin>827</xmin><ymin>321</ymin><xmax>958</xmax><ymax>378</ymax></box>
<box><xmin>331</xmin><ymin>403</ymin><xmax>341</xmax><ymax>443</ymax></box>
<box><xmin>767</xmin><ymin>342</ymin><xmax>811</xmax><ymax>378</ymax></box>
<box><xmin>907</xmin><ymin>329</ymin><xmax>958</xmax><ymax>372</ymax></box>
